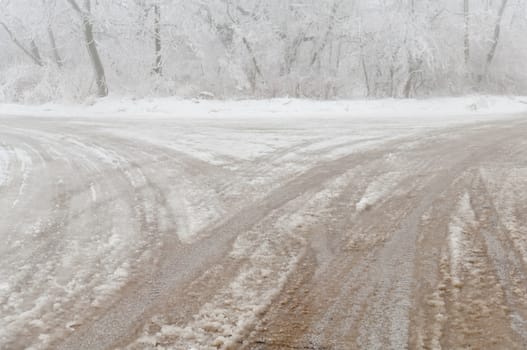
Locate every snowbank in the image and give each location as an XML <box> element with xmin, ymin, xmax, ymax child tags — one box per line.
<box><xmin>0</xmin><ymin>95</ymin><xmax>526</xmax><ymax>121</ymax></box>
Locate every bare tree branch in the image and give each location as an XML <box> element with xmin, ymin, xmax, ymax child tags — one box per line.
<box><xmin>0</xmin><ymin>21</ymin><xmax>43</xmax><ymax>66</ymax></box>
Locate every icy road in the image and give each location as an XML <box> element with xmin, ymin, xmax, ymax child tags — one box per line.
<box><xmin>1</xmin><ymin>112</ymin><xmax>527</xmax><ymax>349</ymax></box>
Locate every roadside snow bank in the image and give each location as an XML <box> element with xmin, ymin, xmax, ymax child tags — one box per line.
<box><xmin>0</xmin><ymin>145</ymin><xmax>10</xmax><ymax>187</ymax></box>
<box><xmin>0</xmin><ymin>95</ymin><xmax>526</xmax><ymax>120</ymax></box>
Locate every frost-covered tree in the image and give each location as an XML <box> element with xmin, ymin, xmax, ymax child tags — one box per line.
<box><xmin>66</xmin><ymin>0</ymin><xmax>108</xmax><ymax>97</ymax></box>
<box><xmin>0</xmin><ymin>0</ymin><xmax>526</xmax><ymax>102</ymax></box>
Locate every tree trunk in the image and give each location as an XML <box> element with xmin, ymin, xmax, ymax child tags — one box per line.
<box><xmin>229</xmin><ymin>4</ymin><xmax>266</xmax><ymax>90</ymax></box>
<box><xmin>485</xmin><ymin>0</ymin><xmax>509</xmax><ymax>68</ymax></box>
<box><xmin>241</xmin><ymin>36</ymin><xmax>264</xmax><ymax>91</ymax></box>
<box><xmin>464</xmin><ymin>0</ymin><xmax>470</xmax><ymax>65</ymax></box>
<box><xmin>360</xmin><ymin>45</ymin><xmax>371</xmax><ymax>97</ymax></box>
<box><xmin>153</xmin><ymin>2</ymin><xmax>162</xmax><ymax>75</ymax></box>
<box><xmin>42</xmin><ymin>0</ymin><xmax>62</xmax><ymax>67</ymax></box>
<box><xmin>82</xmin><ymin>12</ymin><xmax>108</xmax><ymax>97</ymax></box>
<box><xmin>30</xmin><ymin>40</ymin><xmax>43</xmax><ymax>64</ymax></box>
<box><xmin>48</xmin><ymin>26</ymin><xmax>63</xmax><ymax>68</ymax></box>
<box><xmin>480</xmin><ymin>0</ymin><xmax>509</xmax><ymax>82</ymax></box>
<box><xmin>67</xmin><ymin>0</ymin><xmax>108</xmax><ymax>97</ymax></box>
<box><xmin>310</xmin><ymin>1</ymin><xmax>338</xmax><ymax>67</ymax></box>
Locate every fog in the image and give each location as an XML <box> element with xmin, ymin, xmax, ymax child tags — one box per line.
<box><xmin>0</xmin><ymin>0</ymin><xmax>526</xmax><ymax>103</ymax></box>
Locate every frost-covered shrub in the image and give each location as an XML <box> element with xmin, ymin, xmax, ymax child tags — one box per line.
<box><xmin>0</xmin><ymin>64</ymin><xmax>96</xmax><ymax>104</ymax></box>
<box><xmin>0</xmin><ymin>65</ymin><xmax>43</xmax><ymax>103</ymax></box>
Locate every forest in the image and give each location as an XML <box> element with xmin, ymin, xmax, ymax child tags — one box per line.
<box><xmin>0</xmin><ymin>0</ymin><xmax>525</xmax><ymax>103</ymax></box>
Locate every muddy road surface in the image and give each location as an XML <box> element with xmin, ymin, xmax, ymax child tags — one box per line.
<box><xmin>1</xmin><ymin>114</ymin><xmax>527</xmax><ymax>349</ymax></box>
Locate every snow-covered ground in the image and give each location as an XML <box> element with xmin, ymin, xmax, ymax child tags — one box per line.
<box><xmin>1</xmin><ymin>95</ymin><xmax>526</xmax><ymax>120</ymax></box>
<box><xmin>0</xmin><ymin>98</ymin><xmax>526</xmax><ymax>349</ymax></box>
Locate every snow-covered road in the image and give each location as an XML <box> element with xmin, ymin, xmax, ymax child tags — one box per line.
<box><xmin>1</xmin><ymin>112</ymin><xmax>527</xmax><ymax>349</ymax></box>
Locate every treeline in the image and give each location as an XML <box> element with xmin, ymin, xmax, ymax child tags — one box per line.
<box><xmin>0</xmin><ymin>0</ymin><xmax>525</xmax><ymax>103</ymax></box>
